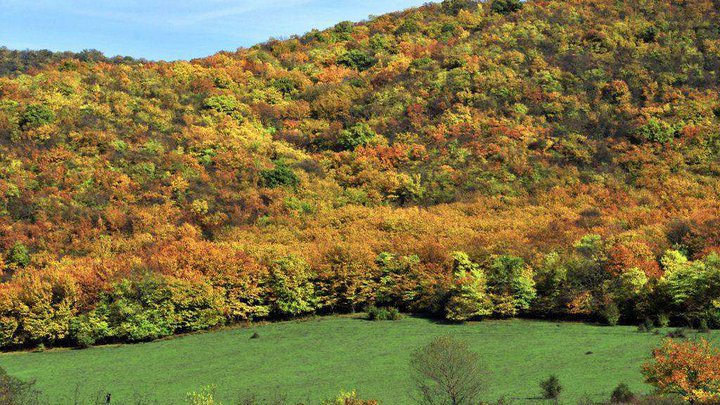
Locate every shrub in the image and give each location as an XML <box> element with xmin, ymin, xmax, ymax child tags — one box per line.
<box><xmin>540</xmin><ymin>375</ymin><xmax>562</xmax><ymax>399</ymax></box>
<box><xmin>601</xmin><ymin>303</ymin><xmax>621</xmax><ymax>326</ymax></box>
<box><xmin>611</xmin><ymin>383</ymin><xmax>635</xmax><ymax>403</ymax></box>
<box><xmin>366</xmin><ymin>306</ymin><xmax>401</xmax><ymax>321</ymax></box>
<box><xmin>657</xmin><ymin>314</ymin><xmax>670</xmax><ymax>328</ymax></box>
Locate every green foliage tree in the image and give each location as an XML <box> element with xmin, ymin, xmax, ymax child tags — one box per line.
<box><xmin>635</xmin><ymin>118</ymin><xmax>679</xmax><ymax>143</ymax></box>
<box><xmin>338</xmin><ymin>50</ymin><xmax>376</xmax><ymax>71</ymax></box>
<box><xmin>338</xmin><ymin>123</ymin><xmax>377</xmax><ymax>150</ymax></box>
<box><xmin>488</xmin><ymin>255</ymin><xmax>536</xmax><ymax>316</ymax></box>
<box><xmin>19</xmin><ymin>104</ymin><xmax>54</xmax><ymax>129</ymax></box>
<box><xmin>375</xmin><ymin>252</ymin><xmax>420</xmax><ymax>308</ymax></box>
<box><xmin>267</xmin><ymin>256</ymin><xmax>318</xmax><ymax>317</ymax></box>
<box><xmin>272</xmin><ymin>77</ymin><xmax>298</xmax><ymax>96</ymax></box>
<box><xmin>7</xmin><ymin>243</ymin><xmax>30</xmax><ymax>268</ymax></box>
<box><xmin>92</xmin><ymin>277</ymin><xmax>175</xmax><ymax>342</ymax></box>
<box><xmin>204</xmin><ymin>95</ymin><xmax>240</xmax><ymax>115</ymax></box>
<box><xmin>533</xmin><ymin>253</ymin><xmax>568</xmax><ymax>314</ymax></box>
<box><xmin>490</xmin><ymin>0</ymin><xmax>522</xmax><ymax>15</ymax></box>
<box><xmin>441</xmin><ymin>0</ymin><xmax>478</xmax><ymax>15</ymax></box>
<box><xmin>260</xmin><ymin>161</ymin><xmax>300</xmax><ymax>189</ymax></box>
<box><xmin>660</xmin><ymin>251</ymin><xmax>720</xmax><ymax>326</ymax></box>
<box><xmin>79</xmin><ymin>276</ymin><xmax>224</xmax><ymax>344</ymax></box>
<box><xmin>445</xmin><ymin>252</ymin><xmax>492</xmax><ymax>322</ymax></box>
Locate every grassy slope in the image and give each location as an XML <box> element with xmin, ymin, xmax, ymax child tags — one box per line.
<box><xmin>0</xmin><ymin>316</ymin><xmax>705</xmax><ymax>404</ymax></box>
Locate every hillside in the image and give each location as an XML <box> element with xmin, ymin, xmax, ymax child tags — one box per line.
<box><xmin>2</xmin><ymin>0</ymin><xmax>720</xmax><ymax>349</ymax></box>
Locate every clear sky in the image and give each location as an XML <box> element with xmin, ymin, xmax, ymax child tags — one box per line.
<box><xmin>0</xmin><ymin>0</ymin><xmax>429</xmax><ymax>61</ymax></box>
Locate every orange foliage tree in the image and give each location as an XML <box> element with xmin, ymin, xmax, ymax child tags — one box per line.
<box><xmin>642</xmin><ymin>338</ymin><xmax>720</xmax><ymax>404</ymax></box>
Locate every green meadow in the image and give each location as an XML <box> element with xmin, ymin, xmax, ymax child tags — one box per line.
<box><xmin>0</xmin><ymin>316</ymin><xmax>701</xmax><ymax>404</ymax></box>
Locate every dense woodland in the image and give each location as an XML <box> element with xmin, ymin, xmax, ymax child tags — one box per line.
<box><xmin>0</xmin><ymin>47</ymin><xmax>143</xmax><ymax>78</ymax></box>
<box><xmin>2</xmin><ymin>0</ymin><xmax>720</xmax><ymax>349</ymax></box>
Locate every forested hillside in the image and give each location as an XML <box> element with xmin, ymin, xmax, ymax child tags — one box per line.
<box><xmin>2</xmin><ymin>0</ymin><xmax>720</xmax><ymax>349</ymax></box>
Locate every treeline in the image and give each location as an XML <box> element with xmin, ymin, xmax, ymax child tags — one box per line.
<box><xmin>0</xmin><ymin>47</ymin><xmax>145</xmax><ymax>77</ymax></box>
<box><xmin>2</xmin><ymin>0</ymin><xmax>720</xmax><ymax>349</ymax></box>
<box><xmin>2</xmin><ymin>230</ymin><xmax>720</xmax><ymax>349</ymax></box>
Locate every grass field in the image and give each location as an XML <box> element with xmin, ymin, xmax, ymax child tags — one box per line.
<box><xmin>0</xmin><ymin>315</ymin><xmax>706</xmax><ymax>404</ymax></box>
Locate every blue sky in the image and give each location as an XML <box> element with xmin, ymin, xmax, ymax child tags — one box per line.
<box><xmin>0</xmin><ymin>0</ymin><xmax>429</xmax><ymax>61</ymax></box>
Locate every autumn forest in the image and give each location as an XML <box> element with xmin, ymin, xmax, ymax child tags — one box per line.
<box><xmin>1</xmin><ymin>0</ymin><xmax>720</xmax><ymax>356</ymax></box>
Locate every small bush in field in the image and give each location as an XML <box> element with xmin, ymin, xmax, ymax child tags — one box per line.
<box><xmin>601</xmin><ymin>303</ymin><xmax>621</xmax><ymax>326</ymax></box>
<box><xmin>540</xmin><ymin>375</ymin><xmax>562</xmax><ymax>399</ymax></box>
<box><xmin>611</xmin><ymin>383</ymin><xmax>635</xmax><ymax>403</ymax></box>
<box><xmin>366</xmin><ymin>306</ymin><xmax>401</xmax><ymax>321</ymax></box>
